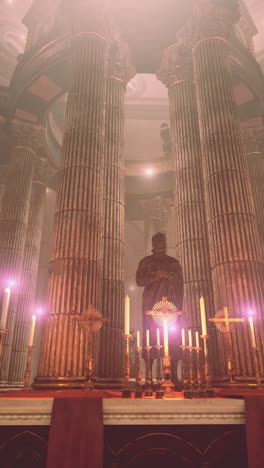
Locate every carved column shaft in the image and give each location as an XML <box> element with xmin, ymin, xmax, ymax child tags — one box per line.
<box><xmin>0</xmin><ymin>146</ymin><xmax>35</xmax><ymax>381</ymax></box>
<box><xmin>181</xmin><ymin>1</ymin><xmax>264</xmax><ymax>377</ymax></box>
<box><xmin>97</xmin><ymin>42</ymin><xmax>135</xmax><ymax>384</ymax></box>
<box><xmin>8</xmin><ymin>162</ymin><xmax>47</xmax><ymax>384</ymax></box>
<box><xmin>157</xmin><ymin>44</ymin><xmax>223</xmax><ymax>377</ymax></box>
<box><xmin>35</xmin><ymin>32</ymin><xmax>108</xmax><ymax>388</ymax></box>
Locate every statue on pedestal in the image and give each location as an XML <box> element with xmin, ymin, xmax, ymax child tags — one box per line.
<box><xmin>136</xmin><ymin>232</ymin><xmax>184</xmax><ymax>378</ymax></box>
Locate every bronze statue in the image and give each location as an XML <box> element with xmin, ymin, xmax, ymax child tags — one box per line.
<box><xmin>136</xmin><ymin>232</ymin><xmax>183</xmax><ymax>348</ymax></box>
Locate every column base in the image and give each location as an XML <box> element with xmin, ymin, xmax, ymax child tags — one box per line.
<box><xmin>214</xmin><ymin>376</ymin><xmax>262</xmax><ymax>388</ymax></box>
<box><xmin>93</xmin><ymin>377</ymin><xmax>125</xmax><ymax>391</ymax></box>
<box><xmin>0</xmin><ymin>382</ymin><xmax>24</xmax><ymax>392</ymax></box>
<box><xmin>33</xmin><ymin>376</ymin><xmax>86</xmax><ymax>390</ymax></box>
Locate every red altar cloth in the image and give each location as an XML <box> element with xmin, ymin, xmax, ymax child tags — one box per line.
<box><xmin>0</xmin><ymin>389</ymin><xmax>116</xmax><ymax>468</ymax></box>
<box><xmin>216</xmin><ymin>388</ymin><xmax>264</xmax><ymax>468</ymax></box>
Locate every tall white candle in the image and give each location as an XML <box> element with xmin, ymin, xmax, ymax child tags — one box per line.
<box><xmin>157</xmin><ymin>328</ymin><xmax>160</xmax><ymax>346</ymax></box>
<box><xmin>181</xmin><ymin>328</ymin><xmax>185</xmax><ymax>346</ymax></box>
<box><xmin>200</xmin><ymin>296</ymin><xmax>207</xmax><ymax>336</ymax></box>
<box><xmin>249</xmin><ymin>317</ymin><xmax>257</xmax><ymax>348</ymax></box>
<box><xmin>163</xmin><ymin>320</ymin><xmax>169</xmax><ymax>357</ymax></box>
<box><xmin>136</xmin><ymin>330</ymin><xmax>141</xmax><ymax>348</ymax></box>
<box><xmin>188</xmin><ymin>329</ymin><xmax>193</xmax><ymax>348</ymax></box>
<box><xmin>146</xmin><ymin>329</ymin><xmax>150</xmax><ymax>347</ymax></box>
<box><xmin>29</xmin><ymin>315</ymin><xmax>36</xmax><ymax>347</ymax></box>
<box><xmin>0</xmin><ymin>287</ymin><xmax>11</xmax><ymax>330</ymax></box>
<box><xmin>195</xmin><ymin>331</ymin><xmax>200</xmax><ymax>348</ymax></box>
<box><xmin>124</xmin><ymin>295</ymin><xmax>130</xmax><ymax>335</ymax></box>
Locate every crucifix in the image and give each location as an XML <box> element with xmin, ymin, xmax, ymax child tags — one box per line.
<box><xmin>209</xmin><ymin>307</ymin><xmax>244</xmax><ymax>383</ymax></box>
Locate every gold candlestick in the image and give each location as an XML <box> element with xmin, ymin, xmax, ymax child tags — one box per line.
<box><xmin>135</xmin><ymin>346</ymin><xmax>143</xmax><ymax>398</ymax></box>
<box><xmin>23</xmin><ymin>345</ymin><xmax>35</xmax><ymax>390</ymax></box>
<box><xmin>144</xmin><ymin>345</ymin><xmax>153</xmax><ymax>398</ymax></box>
<box><xmin>194</xmin><ymin>346</ymin><xmax>205</xmax><ymax>397</ymax></box>
<box><xmin>252</xmin><ymin>346</ymin><xmax>262</xmax><ymax>388</ymax></box>
<box><xmin>122</xmin><ymin>333</ymin><xmax>132</xmax><ymax>398</ymax></box>
<box><xmin>180</xmin><ymin>345</ymin><xmax>191</xmax><ymax>398</ymax></box>
<box><xmin>0</xmin><ymin>329</ymin><xmax>8</xmax><ymax>361</ymax></box>
<box><xmin>200</xmin><ymin>334</ymin><xmax>215</xmax><ymax>397</ymax></box>
<box><xmin>155</xmin><ymin>344</ymin><xmax>164</xmax><ymax>399</ymax></box>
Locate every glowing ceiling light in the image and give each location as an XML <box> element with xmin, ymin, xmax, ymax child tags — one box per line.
<box><xmin>145</xmin><ymin>168</ymin><xmax>154</xmax><ymax>176</ymax></box>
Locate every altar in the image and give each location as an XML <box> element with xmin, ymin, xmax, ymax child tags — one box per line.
<box><xmin>0</xmin><ymin>396</ymin><xmax>248</xmax><ymax>467</ymax></box>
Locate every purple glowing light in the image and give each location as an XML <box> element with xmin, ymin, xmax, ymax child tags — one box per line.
<box><xmin>8</xmin><ymin>280</ymin><xmax>16</xmax><ymax>288</ymax></box>
<box><xmin>36</xmin><ymin>307</ymin><xmax>43</xmax><ymax>315</ymax></box>
<box><xmin>169</xmin><ymin>325</ymin><xmax>177</xmax><ymax>332</ymax></box>
<box><xmin>248</xmin><ymin>309</ymin><xmax>255</xmax><ymax>317</ymax></box>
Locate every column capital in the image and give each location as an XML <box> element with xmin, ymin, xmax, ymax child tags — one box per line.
<box><xmin>64</xmin><ymin>0</ymin><xmax>118</xmax><ymax>40</ymax></box>
<box><xmin>10</xmin><ymin>120</ymin><xmax>45</xmax><ymax>158</ymax></box>
<box><xmin>156</xmin><ymin>43</ymin><xmax>194</xmax><ymax>88</ymax></box>
<box><xmin>33</xmin><ymin>159</ymin><xmax>55</xmax><ymax>186</ymax></box>
<box><xmin>108</xmin><ymin>41</ymin><xmax>136</xmax><ymax>85</ymax></box>
<box><xmin>177</xmin><ymin>0</ymin><xmax>240</xmax><ymax>49</ymax></box>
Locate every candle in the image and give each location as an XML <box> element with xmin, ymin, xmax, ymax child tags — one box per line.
<box><xmin>195</xmin><ymin>331</ymin><xmax>200</xmax><ymax>348</ymax></box>
<box><xmin>29</xmin><ymin>314</ymin><xmax>36</xmax><ymax>347</ymax></box>
<box><xmin>136</xmin><ymin>330</ymin><xmax>141</xmax><ymax>348</ymax></box>
<box><xmin>0</xmin><ymin>287</ymin><xmax>11</xmax><ymax>330</ymax></box>
<box><xmin>163</xmin><ymin>320</ymin><xmax>169</xmax><ymax>357</ymax></box>
<box><xmin>146</xmin><ymin>329</ymin><xmax>150</xmax><ymax>347</ymax></box>
<box><xmin>188</xmin><ymin>329</ymin><xmax>193</xmax><ymax>347</ymax></box>
<box><xmin>124</xmin><ymin>295</ymin><xmax>130</xmax><ymax>335</ymax></box>
<box><xmin>200</xmin><ymin>296</ymin><xmax>207</xmax><ymax>336</ymax></box>
<box><xmin>181</xmin><ymin>328</ymin><xmax>185</xmax><ymax>346</ymax></box>
<box><xmin>157</xmin><ymin>328</ymin><xmax>160</xmax><ymax>346</ymax></box>
<box><xmin>249</xmin><ymin>317</ymin><xmax>257</xmax><ymax>348</ymax></box>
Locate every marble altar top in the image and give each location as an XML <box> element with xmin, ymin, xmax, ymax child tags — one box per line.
<box><xmin>0</xmin><ymin>398</ymin><xmax>245</xmax><ymax>426</ymax></box>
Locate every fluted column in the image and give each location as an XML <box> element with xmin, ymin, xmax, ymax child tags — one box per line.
<box><xmin>96</xmin><ymin>41</ymin><xmax>135</xmax><ymax>385</ymax></box>
<box><xmin>157</xmin><ymin>44</ymin><xmax>222</xmax><ymax>377</ymax></box>
<box><xmin>0</xmin><ymin>121</ymin><xmax>42</xmax><ymax>382</ymax></box>
<box><xmin>35</xmin><ymin>12</ymin><xmax>109</xmax><ymax>388</ymax></box>
<box><xmin>242</xmin><ymin>126</ymin><xmax>264</xmax><ymax>260</ymax></box>
<box><xmin>178</xmin><ymin>0</ymin><xmax>264</xmax><ymax>379</ymax></box>
<box><xmin>8</xmin><ymin>161</ymin><xmax>48</xmax><ymax>385</ymax></box>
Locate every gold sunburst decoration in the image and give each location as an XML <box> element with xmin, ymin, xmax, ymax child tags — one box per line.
<box><xmin>214</xmin><ymin>309</ymin><xmax>226</xmax><ymax>333</ymax></box>
<box><xmin>75</xmin><ymin>305</ymin><xmax>107</xmax><ymax>333</ymax></box>
<box><xmin>146</xmin><ymin>297</ymin><xmax>182</xmax><ymax>327</ymax></box>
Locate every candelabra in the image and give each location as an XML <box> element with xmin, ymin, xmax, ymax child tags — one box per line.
<box><xmin>23</xmin><ymin>345</ymin><xmax>35</xmax><ymax>390</ymax></box>
<box><xmin>155</xmin><ymin>344</ymin><xmax>164</xmax><ymax>399</ymax></box>
<box><xmin>144</xmin><ymin>345</ymin><xmax>153</xmax><ymax>397</ymax></box>
<box><xmin>135</xmin><ymin>346</ymin><xmax>143</xmax><ymax>398</ymax></box>
<box><xmin>122</xmin><ymin>334</ymin><xmax>132</xmax><ymax>398</ymax></box>
<box><xmin>200</xmin><ymin>335</ymin><xmax>215</xmax><ymax>397</ymax></box>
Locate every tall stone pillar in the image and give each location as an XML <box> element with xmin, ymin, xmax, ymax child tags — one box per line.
<box><xmin>96</xmin><ymin>41</ymin><xmax>135</xmax><ymax>386</ymax></box>
<box><xmin>8</xmin><ymin>160</ymin><xmax>48</xmax><ymax>385</ymax></box>
<box><xmin>0</xmin><ymin>121</ymin><xmax>41</xmax><ymax>382</ymax></box>
<box><xmin>157</xmin><ymin>43</ymin><xmax>222</xmax><ymax>376</ymax></box>
<box><xmin>178</xmin><ymin>0</ymin><xmax>264</xmax><ymax>379</ymax></box>
<box><xmin>242</xmin><ymin>125</ymin><xmax>264</xmax><ymax>260</ymax></box>
<box><xmin>35</xmin><ymin>9</ymin><xmax>109</xmax><ymax>389</ymax></box>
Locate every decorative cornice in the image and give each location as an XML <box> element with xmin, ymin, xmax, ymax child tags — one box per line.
<box><xmin>177</xmin><ymin>0</ymin><xmax>241</xmax><ymax>49</ymax></box>
<box><xmin>156</xmin><ymin>43</ymin><xmax>194</xmax><ymax>88</ymax></box>
<box><xmin>108</xmin><ymin>41</ymin><xmax>136</xmax><ymax>85</ymax></box>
